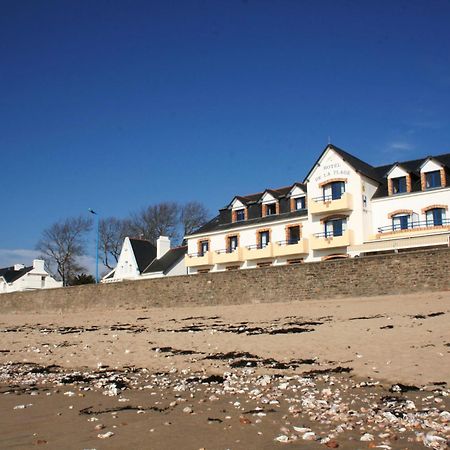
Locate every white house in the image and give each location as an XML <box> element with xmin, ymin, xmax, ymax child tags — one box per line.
<box><xmin>102</xmin><ymin>236</ymin><xmax>187</xmax><ymax>283</ymax></box>
<box><xmin>184</xmin><ymin>144</ymin><xmax>450</xmax><ymax>273</ymax></box>
<box><xmin>0</xmin><ymin>259</ymin><xmax>62</xmax><ymax>293</ymax></box>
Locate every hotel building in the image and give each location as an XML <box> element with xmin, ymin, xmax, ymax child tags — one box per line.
<box><xmin>185</xmin><ymin>144</ymin><xmax>450</xmax><ymax>273</ymax></box>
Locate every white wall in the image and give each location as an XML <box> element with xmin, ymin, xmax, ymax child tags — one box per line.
<box><xmin>0</xmin><ymin>260</ymin><xmax>62</xmax><ymax>293</ymax></box>
<box><xmin>111</xmin><ymin>237</ymin><xmax>141</xmax><ymax>281</ymax></box>
<box><xmin>371</xmin><ymin>188</ymin><xmax>450</xmax><ymax>235</ymax></box>
<box><xmin>305</xmin><ymin>147</ymin><xmax>367</xmax><ymax>260</ymax></box>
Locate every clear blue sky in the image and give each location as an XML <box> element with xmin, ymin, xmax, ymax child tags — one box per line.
<box><xmin>1</xmin><ymin>0</ymin><xmax>450</xmax><ymax>266</ymax></box>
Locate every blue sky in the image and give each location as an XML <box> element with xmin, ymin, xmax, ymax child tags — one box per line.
<box><xmin>1</xmin><ymin>0</ymin><xmax>450</xmax><ymax>268</ymax></box>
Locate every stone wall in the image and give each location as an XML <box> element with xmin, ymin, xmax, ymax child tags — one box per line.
<box><xmin>1</xmin><ymin>248</ymin><xmax>449</xmax><ymax>314</ymax></box>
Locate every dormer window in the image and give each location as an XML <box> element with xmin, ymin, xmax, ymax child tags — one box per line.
<box><xmin>425</xmin><ymin>171</ymin><xmax>441</xmax><ymax>189</ymax></box>
<box><xmin>266</xmin><ymin>203</ymin><xmax>277</xmax><ymax>216</ymax></box>
<box><xmin>294</xmin><ymin>197</ymin><xmax>305</xmax><ymax>210</ymax></box>
<box><xmin>235</xmin><ymin>209</ymin><xmax>245</xmax><ymax>221</ymax></box>
<box><xmin>392</xmin><ymin>176</ymin><xmax>407</xmax><ymax>194</ymax></box>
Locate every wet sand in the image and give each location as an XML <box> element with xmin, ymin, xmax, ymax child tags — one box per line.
<box><xmin>0</xmin><ymin>291</ymin><xmax>449</xmax><ymax>449</ymax></box>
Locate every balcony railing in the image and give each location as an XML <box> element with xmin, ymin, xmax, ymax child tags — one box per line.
<box><xmin>185</xmin><ymin>251</ymin><xmax>213</xmax><ymax>267</ymax></box>
<box><xmin>310</xmin><ymin>230</ymin><xmax>352</xmax><ymax>250</ymax></box>
<box><xmin>246</xmin><ymin>243</ymin><xmax>270</xmax><ymax>250</ymax></box>
<box><xmin>313</xmin><ymin>230</ymin><xmax>344</xmax><ymax>238</ymax></box>
<box><xmin>212</xmin><ymin>247</ymin><xmax>243</xmax><ymax>264</ymax></box>
<box><xmin>312</xmin><ymin>194</ymin><xmax>342</xmax><ymax>202</ymax></box>
<box><xmin>242</xmin><ymin>243</ymin><xmax>273</xmax><ymax>260</ymax></box>
<box><xmin>309</xmin><ymin>192</ymin><xmax>352</xmax><ymax>215</ymax></box>
<box><xmin>215</xmin><ymin>248</ymin><xmax>238</xmax><ymax>254</ymax></box>
<box><xmin>378</xmin><ymin>219</ymin><xmax>450</xmax><ymax>233</ymax></box>
<box><xmin>276</xmin><ymin>239</ymin><xmax>300</xmax><ymax>246</ymax></box>
<box><xmin>273</xmin><ymin>239</ymin><xmax>308</xmax><ymax>257</ymax></box>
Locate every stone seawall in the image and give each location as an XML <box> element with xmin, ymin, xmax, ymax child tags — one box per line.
<box><xmin>1</xmin><ymin>248</ymin><xmax>449</xmax><ymax>313</ymax></box>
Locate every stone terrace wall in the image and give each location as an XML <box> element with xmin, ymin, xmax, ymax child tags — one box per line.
<box><xmin>1</xmin><ymin>248</ymin><xmax>449</xmax><ymax>314</ymax></box>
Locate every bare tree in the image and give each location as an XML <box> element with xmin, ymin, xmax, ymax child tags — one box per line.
<box><xmin>130</xmin><ymin>202</ymin><xmax>179</xmax><ymax>243</ymax></box>
<box><xmin>180</xmin><ymin>201</ymin><xmax>210</xmax><ymax>236</ymax></box>
<box><xmin>36</xmin><ymin>216</ymin><xmax>92</xmax><ymax>286</ymax></box>
<box><xmin>99</xmin><ymin>217</ymin><xmax>133</xmax><ymax>270</ymax></box>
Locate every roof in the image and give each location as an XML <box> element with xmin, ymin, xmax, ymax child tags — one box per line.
<box><xmin>129</xmin><ymin>238</ymin><xmax>157</xmax><ymax>273</ymax></box>
<box><xmin>190</xmin><ymin>209</ymin><xmax>308</xmax><ymax>236</ymax></box>
<box><xmin>225</xmin><ymin>183</ymin><xmax>306</xmax><ymax>209</ymax></box>
<box><xmin>304</xmin><ymin>144</ymin><xmax>382</xmax><ymax>183</ymax></box>
<box><xmin>372</xmin><ymin>152</ymin><xmax>450</xmax><ymax>198</ymax></box>
<box><xmin>143</xmin><ymin>246</ymin><xmax>187</xmax><ymax>274</ymax></box>
<box><xmin>188</xmin><ymin>145</ymin><xmax>450</xmax><ymax>236</ymax></box>
<box><xmin>0</xmin><ymin>266</ymin><xmax>33</xmax><ymax>283</ymax></box>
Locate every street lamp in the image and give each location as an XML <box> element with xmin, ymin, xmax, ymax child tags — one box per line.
<box><xmin>88</xmin><ymin>208</ymin><xmax>99</xmax><ymax>283</ymax></box>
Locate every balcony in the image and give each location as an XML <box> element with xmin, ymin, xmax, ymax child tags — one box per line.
<box><xmin>309</xmin><ymin>193</ymin><xmax>353</xmax><ymax>215</ymax></box>
<box><xmin>185</xmin><ymin>251</ymin><xmax>213</xmax><ymax>268</ymax></box>
<box><xmin>212</xmin><ymin>247</ymin><xmax>243</xmax><ymax>265</ymax></box>
<box><xmin>310</xmin><ymin>230</ymin><xmax>352</xmax><ymax>250</ymax></box>
<box><xmin>375</xmin><ymin>219</ymin><xmax>450</xmax><ymax>238</ymax></box>
<box><xmin>273</xmin><ymin>239</ymin><xmax>309</xmax><ymax>257</ymax></box>
<box><xmin>242</xmin><ymin>243</ymin><xmax>273</xmax><ymax>261</ymax></box>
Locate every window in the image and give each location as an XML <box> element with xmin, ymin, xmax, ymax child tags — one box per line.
<box><xmin>425</xmin><ymin>171</ymin><xmax>441</xmax><ymax>189</ymax></box>
<box><xmin>226</xmin><ymin>265</ymin><xmax>239</xmax><ymax>271</ymax></box>
<box><xmin>198</xmin><ymin>268</ymin><xmax>210</xmax><ymax>274</ymax></box>
<box><xmin>323</xmin><ymin>181</ymin><xmax>345</xmax><ymax>201</ymax></box>
<box><xmin>392</xmin><ymin>214</ymin><xmax>410</xmax><ymax>231</ymax></box>
<box><xmin>266</xmin><ymin>203</ymin><xmax>277</xmax><ymax>215</ymax></box>
<box><xmin>199</xmin><ymin>240</ymin><xmax>209</xmax><ymax>256</ymax></box>
<box><xmin>294</xmin><ymin>197</ymin><xmax>305</xmax><ymax>210</ymax></box>
<box><xmin>324</xmin><ymin>218</ymin><xmax>346</xmax><ymax>237</ymax></box>
<box><xmin>287</xmin><ymin>258</ymin><xmax>303</xmax><ymax>265</ymax></box>
<box><xmin>257</xmin><ymin>262</ymin><xmax>272</xmax><ymax>268</ymax></box>
<box><xmin>235</xmin><ymin>209</ymin><xmax>245</xmax><ymax>221</ymax></box>
<box><xmin>287</xmin><ymin>226</ymin><xmax>300</xmax><ymax>244</ymax></box>
<box><xmin>227</xmin><ymin>235</ymin><xmax>238</xmax><ymax>253</ymax></box>
<box><xmin>426</xmin><ymin>208</ymin><xmax>446</xmax><ymax>226</ymax></box>
<box><xmin>258</xmin><ymin>230</ymin><xmax>270</xmax><ymax>248</ymax></box>
<box><xmin>392</xmin><ymin>176</ymin><xmax>407</xmax><ymax>194</ymax></box>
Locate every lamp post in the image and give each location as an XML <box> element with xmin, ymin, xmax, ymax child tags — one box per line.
<box><xmin>88</xmin><ymin>208</ymin><xmax>99</xmax><ymax>283</ymax></box>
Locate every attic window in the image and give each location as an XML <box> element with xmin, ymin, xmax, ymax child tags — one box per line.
<box><xmin>236</xmin><ymin>209</ymin><xmax>245</xmax><ymax>221</ymax></box>
<box><xmin>392</xmin><ymin>176</ymin><xmax>407</xmax><ymax>194</ymax></box>
<box><xmin>294</xmin><ymin>197</ymin><xmax>305</xmax><ymax>210</ymax></box>
<box><xmin>266</xmin><ymin>203</ymin><xmax>277</xmax><ymax>216</ymax></box>
<box><xmin>425</xmin><ymin>171</ymin><xmax>441</xmax><ymax>189</ymax></box>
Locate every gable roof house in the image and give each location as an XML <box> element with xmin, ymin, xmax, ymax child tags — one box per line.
<box><xmin>184</xmin><ymin>144</ymin><xmax>450</xmax><ymax>273</ymax></box>
<box><xmin>102</xmin><ymin>236</ymin><xmax>187</xmax><ymax>283</ymax></box>
<box><xmin>0</xmin><ymin>259</ymin><xmax>62</xmax><ymax>294</ymax></box>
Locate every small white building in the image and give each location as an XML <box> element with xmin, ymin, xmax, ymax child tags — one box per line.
<box><xmin>0</xmin><ymin>259</ymin><xmax>62</xmax><ymax>293</ymax></box>
<box><xmin>102</xmin><ymin>236</ymin><xmax>187</xmax><ymax>283</ymax></box>
<box><xmin>184</xmin><ymin>144</ymin><xmax>450</xmax><ymax>273</ymax></box>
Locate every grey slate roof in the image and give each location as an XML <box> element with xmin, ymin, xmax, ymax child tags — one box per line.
<box><xmin>129</xmin><ymin>239</ymin><xmax>157</xmax><ymax>273</ymax></box>
<box><xmin>191</xmin><ymin>209</ymin><xmax>308</xmax><ymax>236</ymax></box>
<box><xmin>143</xmin><ymin>246</ymin><xmax>187</xmax><ymax>274</ymax></box>
<box><xmin>372</xmin><ymin>152</ymin><xmax>450</xmax><ymax>198</ymax></box>
<box><xmin>0</xmin><ymin>266</ymin><xmax>32</xmax><ymax>283</ymax></box>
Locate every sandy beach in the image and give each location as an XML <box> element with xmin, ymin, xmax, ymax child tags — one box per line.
<box><xmin>1</xmin><ymin>291</ymin><xmax>449</xmax><ymax>449</ymax></box>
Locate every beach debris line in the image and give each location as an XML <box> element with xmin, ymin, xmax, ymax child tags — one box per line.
<box><xmin>1</xmin><ymin>362</ymin><xmax>449</xmax><ymax>449</ymax></box>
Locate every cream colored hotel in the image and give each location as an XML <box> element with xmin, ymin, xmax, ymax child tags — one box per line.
<box><xmin>185</xmin><ymin>144</ymin><xmax>450</xmax><ymax>273</ymax></box>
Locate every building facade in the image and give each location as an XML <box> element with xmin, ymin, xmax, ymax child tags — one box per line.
<box><xmin>0</xmin><ymin>259</ymin><xmax>62</xmax><ymax>293</ymax></box>
<box><xmin>185</xmin><ymin>145</ymin><xmax>450</xmax><ymax>273</ymax></box>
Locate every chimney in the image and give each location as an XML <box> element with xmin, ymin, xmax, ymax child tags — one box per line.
<box><xmin>14</xmin><ymin>264</ymin><xmax>25</xmax><ymax>271</ymax></box>
<box><xmin>157</xmin><ymin>236</ymin><xmax>170</xmax><ymax>259</ymax></box>
<box><xmin>33</xmin><ymin>259</ymin><xmax>45</xmax><ymax>272</ymax></box>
